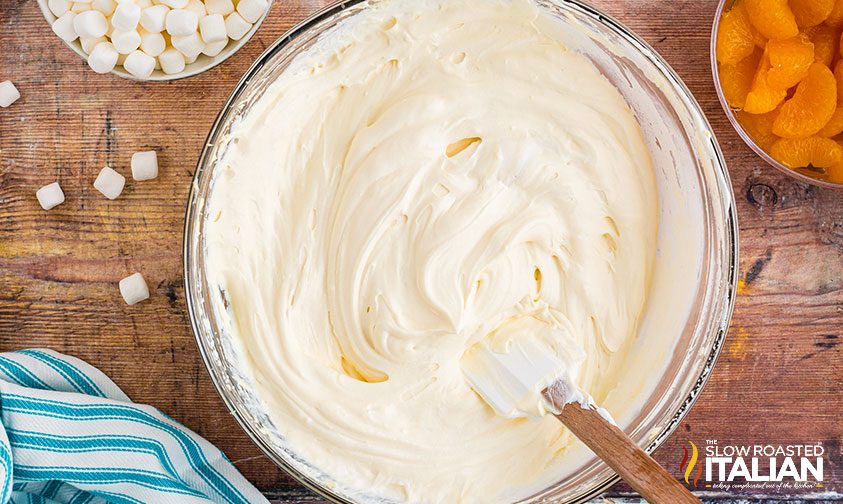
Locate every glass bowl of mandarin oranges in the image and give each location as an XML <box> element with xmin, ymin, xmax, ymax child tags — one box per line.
<box><xmin>713</xmin><ymin>0</ymin><xmax>843</xmax><ymax>188</ymax></box>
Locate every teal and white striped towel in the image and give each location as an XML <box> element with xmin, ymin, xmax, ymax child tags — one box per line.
<box><xmin>0</xmin><ymin>349</ymin><xmax>270</xmax><ymax>504</ymax></box>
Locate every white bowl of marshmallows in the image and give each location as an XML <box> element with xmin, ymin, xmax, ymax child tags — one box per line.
<box><xmin>38</xmin><ymin>0</ymin><xmax>272</xmax><ymax>80</ymax></box>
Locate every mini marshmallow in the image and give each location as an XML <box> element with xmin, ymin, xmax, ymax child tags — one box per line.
<box><xmin>185</xmin><ymin>0</ymin><xmax>205</xmax><ymax>18</ymax></box>
<box><xmin>139</xmin><ymin>4</ymin><xmax>169</xmax><ymax>32</ymax></box>
<box><xmin>93</xmin><ymin>166</ymin><xmax>125</xmax><ymax>199</ymax></box>
<box><xmin>91</xmin><ymin>0</ymin><xmax>115</xmax><ymax>15</ymax></box>
<box><xmin>48</xmin><ymin>0</ymin><xmax>71</xmax><ymax>17</ymax></box>
<box><xmin>119</xmin><ymin>272</ymin><xmax>149</xmax><ymax>305</ymax></box>
<box><xmin>0</xmin><ymin>81</ymin><xmax>21</xmax><ymax>108</ymax></box>
<box><xmin>52</xmin><ymin>12</ymin><xmax>78</xmax><ymax>42</ymax></box>
<box><xmin>158</xmin><ymin>0</ymin><xmax>188</xmax><ymax>8</ymax></box>
<box><xmin>123</xmin><ymin>50</ymin><xmax>156</xmax><ymax>78</ymax></box>
<box><xmin>111</xmin><ymin>1</ymin><xmax>141</xmax><ymax>31</ymax></box>
<box><xmin>171</xmin><ymin>32</ymin><xmax>204</xmax><ymax>58</ymax></box>
<box><xmin>198</xmin><ymin>13</ymin><xmax>226</xmax><ymax>43</ymax></box>
<box><xmin>73</xmin><ymin>9</ymin><xmax>108</xmax><ymax>38</ymax></box>
<box><xmin>224</xmin><ymin>12</ymin><xmax>250</xmax><ymax>41</ymax></box>
<box><xmin>140</xmin><ymin>30</ymin><xmax>166</xmax><ymax>56</ymax></box>
<box><xmin>80</xmin><ymin>35</ymin><xmax>106</xmax><ymax>53</ymax></box>
<box><xmin>235</xmin><ymin>0</ymin><xmax>267</xmax><ymax>24</ymax></box>
<box><xmin>166</xmin><ymin>9</ymin><xmax>198</xmax><ymax>36</ymax></box>
<box><xmin>201</xmin><ymin>38</ymin><xmax>227</xmax><ymax>57</ymax></box>
<box><xmin>158</xmin><ymin>47</ymin><xmax>185</xmax><ymax>74</ymax></box>
<box><xmin>111</xmin><ymin>29</ymin><xmax>141</xmax><ymax>53</ymax></box>
<box><xmin>131</xmin><ymin>150</ymin><xmax>158</xmax><ymax>180</ymax></box>
<box><xmin>87</xmin><ymin>41</ymin><xmax>119</xmax><ymax>73</ymax></box>
<box><xmin>36</xmin><ymin>182</ymin><xmax>65</xmax><ymax>210</ymax></box>
<box><xmin>203</xmin><ymin>0</ymin><xmax>233</xmax><ymax>15</ymax></box>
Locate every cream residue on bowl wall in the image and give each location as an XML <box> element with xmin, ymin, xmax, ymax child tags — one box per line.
<box><xmin>201</xmin><ymin>0</ymin><xmax>704</xmax><ymax>502</ymax></box>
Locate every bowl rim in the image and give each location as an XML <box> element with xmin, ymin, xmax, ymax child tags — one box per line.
<box><xmin>710</xmin><ymin>0</ymin><xmax>843</xmax><ymax>190</ymax></box>
<box><xmin>183</xmin><ymin>0</ymin><xmax>739</xmax><ymax>502</ymax></box>
<box><xmin>35</xmin><ymin>0</ymin><xmax>274</xmax><ymax>82</ymax></box>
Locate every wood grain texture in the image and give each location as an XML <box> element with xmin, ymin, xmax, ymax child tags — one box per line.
<box><xmin>0</xmin><ymin>0</ymin><xmax>840</xmax><ymax>502</ymax></box>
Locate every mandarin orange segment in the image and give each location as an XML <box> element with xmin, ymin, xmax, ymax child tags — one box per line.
<box><xmin>835</xmin><ymin>60</ymin><xmax>843</xmax><ymax>103</ymax></box>
<box><xmin>806</xmin><ymin>25</ymin><xmax>838</xmax><ymax>66</ymax></box>
<box><xmin>789</xmin><ymin>0</ymin><xmax>834</xmax><ymax>28</ymax></box>
<box><xmin>737</xmin><ymin>108</ymin><xmax>780</xmax><ymax>150</ymax></box>
<box><xmin>826</xmin><ymin>0</ymin><xmax>843</xmax><ymax>27</ymax></box>
<box><xmin>766</xmin><ymin>34</ymin><xmax>815</xmax><ymax>89</ymax></box>
<box><xmin>745</xmin><ymin>0</ymin><xmax>799</xmax><ymax>40</ymax></box>
<box><xmin>772</xmin><ymin>63</ymin><xmax>837</xmax><ymax>137</ymax></box>
<box><xmin>720</xmin><ymin>49</ymin><xmax>763</xmax><ymax>108</ymax></box>
<box><xmin>818</xmin><ymin>107</ymin><xmax>843</xmax><ymax>136</ymax></box>
<box><xmin>827</xmin><ymin>161</ymin><xmax>843</xmax><ymax>182</ymax></box>
<box><xmin>769</xmin><ymin>136</ymin><xmax>843</xmax><ymax>167</ymax></box>
<box><xmin>717</xmin><ymin>3</ymin><xmax>761</xmax><ymax>64</ymax></box>
<box><xmin>744</xmin><ymin>51</ymin><xmax>788</xmax><ymax>113</ymax></box>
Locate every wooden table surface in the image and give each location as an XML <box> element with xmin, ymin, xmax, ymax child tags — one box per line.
<box><xmin>1</xmin><ymin>0</ymin><xmax>841</xmax><ymax>502</ymax></box>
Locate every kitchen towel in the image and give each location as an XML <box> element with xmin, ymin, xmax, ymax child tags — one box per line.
<box><xmin>0</xmin><ymin>348</ymin><xmax>269</xmax><ymax>504</ymax></box>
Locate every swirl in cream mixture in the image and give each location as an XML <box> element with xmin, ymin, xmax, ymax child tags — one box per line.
<box><xmin>205</xmin><ymin>0</ymin><xmax>658</xmax><ymax>502</ymax></box>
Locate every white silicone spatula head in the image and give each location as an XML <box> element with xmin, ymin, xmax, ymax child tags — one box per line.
<box><xmin>460</xmin><ymin>335</ymin><xmax>569</xmax><ymax>419</ymax></box>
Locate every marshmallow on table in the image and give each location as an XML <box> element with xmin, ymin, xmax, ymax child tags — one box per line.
<box><xmin>119</xmin><ymin>273</ymin><xmax>149</xmax><ymax>305</ymax></box>
<box><xmin>185</xmin><ymin>0</ymin><xmax>206</xmax><ymax>18</ymax></box>
<box><xmin>123</xmin><ymin>50</ymin><xmax>156</xmax><ymax>79</ymax></box>
<box><xmin>236</xmin><ymin>0</ymin><xmax>267</xmax><ymax>24</ymax></box>
<box><xmin>204</xmin><ymin>0</ymin><xmax>233</xmax><ymax>15</ymax></box>
<box><xmin>131</xmin><ymin>151</ymin><xmax>158</xmax><ymax>180</ymax></box>
<box><xmin>80</xmin><ymin>35</ymin><xmax>106</xmax><ymax>53</ymax></box>
<box><xmin>158</xmin><ymin>47</ymin><xmax>185</xmax><ymax>74</ymax></box>
<box><xmin>52</xmin><ymin>12</ymin><xmax>78</xmax><ymax>42</ymax></box>
<box><xmin>0</xmin><ymin>81</ymin><xmax>21</xmax><ymax>108</ymax></box>
<box><xmin>91</xmin><ymin>0</ymin><xmax>116</xmax><ymax>15</ymax></box>
<box><xmin>88</xmin><ymin>41</ymin><xmax>119</xmax><ymax>73</ymax></box>
<box><xmin>73</xmin><ymin>10</ymin><xmax>108</xmax><ymax>38</ymax></box>
<box><xmin>199</xmin><ymin>14</ymin><xmax>226</xmax><ymax>43</ymax></box>
<box><xmin>140</xmin><ymin>30</ymin><xmax>166</xmax><ymax>56</ymax></box>
<box><xmin>111</xmin><ymin>2</ymin><xmax>141</xmax><ymax>31</ymax></box>
<box><xmin>166</xmin><ymin>9</ymin><xmax>198</xmax><ymax>36</ymax></box>
<box><xmin>224</xmin><ymin>12</ymin><xmax>251</xmax><ymax>41</ymax></box>
<box><xmin>201</xmin><ymin>38</ymin><xmax>227</xmax><ymax>57</ymax></box>
<box><xmin>111</xmin><ymin>29</ymin><xmax>142</xmax><ymax>53</ymax></box>
<box><xmin>36</xmin><ymin>182</ymin><xmax>65</xmax><ymax>210</ymax></box>
<box><xmin>93</xmin><ymin>166</ymin><xmax>125</xmax><ymax>199</ymax></box>
<box><xmin>171</xmin><ymin>32</ymin><xmax>204</xmax><ymax>59</ymax></box>
<box><xmin>48</xmin><ymin>0</ymin><xmax>71</xmax><ymax>17</ymax></box>
<box><xmin>140</xmin><ymin>4</ymin><xmax>169</xmax><ymax>33</ymax></box>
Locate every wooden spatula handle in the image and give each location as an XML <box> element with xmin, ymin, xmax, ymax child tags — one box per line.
<box><xmin>547</xmin><ymin>395</ymin><xmax>700</xmax><ymax>503</ymax></box>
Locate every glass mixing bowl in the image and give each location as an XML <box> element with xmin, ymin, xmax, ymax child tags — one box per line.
<box><xmin>184</xmin><ymin>0</ymin><xmax>739</xmax><ymax>502</ymax></box>
<box><xmin>710</xmin><ymin>0</ymin><xmax>843</xmax><ymax>190</ymax></box>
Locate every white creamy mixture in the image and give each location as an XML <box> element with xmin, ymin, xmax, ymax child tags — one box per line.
<box><xmin>205</xmin><ymin>0</ymin><xmax>659</xmax><ymax>502</ymax></box>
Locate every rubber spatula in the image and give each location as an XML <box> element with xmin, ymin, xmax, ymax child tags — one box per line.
<box><xmin>461</xmin><ymin>337</ymin><xmax>700</xmax><ymax>504</ymax></box>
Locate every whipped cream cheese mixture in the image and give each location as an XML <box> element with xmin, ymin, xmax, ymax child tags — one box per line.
<box><xmin>205</xmin><ymin>0</ymin><xmax>659</xmax><ymax>501</ymax></box>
